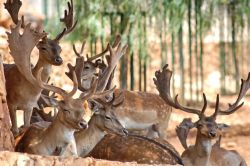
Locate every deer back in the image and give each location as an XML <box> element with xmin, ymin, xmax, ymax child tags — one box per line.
<box><xmin>88</xmin><ymin>134</ymin><xmax>182</xmax><ymax>165</ymax></box>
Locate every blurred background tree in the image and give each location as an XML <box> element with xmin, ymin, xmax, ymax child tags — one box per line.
<box><xmin>41</xmin><ymin>0</ymin><xmax>250</xmax><ymax>103</ymax></box>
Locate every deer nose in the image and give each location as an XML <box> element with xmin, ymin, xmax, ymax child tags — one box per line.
<box><xmin>79</xmin><ymin>121</ymin><xmax>88</xmax><ymax>129</ymax></box>
<box><xmin>55</xmin><ymin>56</ymin><xmax>63</xmax><ymax>65</ymax></box>
<box><xmin>209</xmin><ymin>131</ymin><xmax>216</xmax><ymax>138</ymax></box>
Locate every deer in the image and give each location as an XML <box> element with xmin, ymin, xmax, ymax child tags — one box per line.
<box><xmin>88</xmin><ymin>133</ymin><xmax>183</xmax><ymax>165</ymax></box>
<box><xmin>153</xmin><ymin>64</ymin><xmax>248</xmax><ymax>166</ymax></box>
<box><xmin>67</xmin><ymin>38</ymin><xmax>172</xmax><ymax>140</ymax></box>
<box><xmin>73</xmin><ymin>92</ymin><xmax>129</xmax><ymax>157</ymax></box>
<box><xmin>4</xmin><ymin>0</ymin><xmax>77</xmax><ymax>135</ymax></box>
<box><xmin>10</xmin><ymin>20</ymin><xmax>115</xmax><ymax>156</ymax></box>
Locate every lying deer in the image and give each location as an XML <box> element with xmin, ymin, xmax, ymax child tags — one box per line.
<box><xmin>11</xmin><ymin>20</ymin><xmax>115</xmax><ymax>156</ymax></box>
<box><xmin>68</xmin><ymin>38</ymin><xmax>172</xmax><ymax>139</ymax></box>
<box><xmin>4</xmin><ymin>0</ymin><xmax>77</xmax><ymax>135</ymax></box>
<box><xmin>154</xmin><ymin>64</ymin><xmax>247</xmax><ymax>166</ymax></box>
<box><xmin>88</xmin><ymin>133</ymin><xmax>182</xmax><ymax>165</ymax></box>
<box><xmin>74</xmin><ymin>92</ymin><xmax>128</xmax><ymax>157</ymax></box>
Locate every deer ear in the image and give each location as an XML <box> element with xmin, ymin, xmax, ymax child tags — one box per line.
<box><xmin>176</xmin><ymin>118</ymin><xmax>195</xmax><ymax>149</ymax></box>
<box><xmin>217</xmin><ymin>123</ymin><xmax>230</xmax><ymax>131</ymax></box>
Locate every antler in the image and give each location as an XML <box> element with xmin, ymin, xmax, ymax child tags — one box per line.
<box><xmin>153</xmin><ymin>64</ymin><xmax>207</xmax><ymax>117</ymax></box>
<box><xmin>79</xmin><ymin>77</ymin><xmax>116</xmax><ymax>101</ymax></box>
<box><xmin>87</xmin><ymin>35</ymin><xmax>122</xmax><ymax>61</ymax></box>
<box><xmin>7</xmin><ymin>20</ymin><xmax>47</xmax><ymax>86</ymax></box>
<box><xmin>4</xmin><ymin>0</ymin><xmax>22</xmax><ymax>25</ymax></box>
<box><xmin>36</xmin><ymin>68</ymin><xmax>78</xmax><ymax>100</ymax></box>
<box><xmin>54</xmin><ymin>0</ymin><xmax>77</xmax><ymax>42</ymax></box>
<box><xmin>65</xmin><ymin>56</ymin><xmax>85</xmax><ymax>91</ymax></box>
<box><xmin>96</xmin><ymin>39</ymin><xmax>128</xmax><ymax>92</ymax></box>
<box><xmin>213</xmin><ymin>73</ymin><xmax>250</xmax><ymax>117</ymax></box>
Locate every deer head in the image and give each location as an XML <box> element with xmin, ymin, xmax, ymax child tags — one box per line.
<box><xmin>154</xmin><ymin>64</ymin><xmax>250</xmax><ymax>148</ymax></box>
<box><xmin>5</xmin><ymin>0</ymin><xmax>77</xmax><ymax>66</ymax></box>
<box><xmin>66</xmin><ymin>35</ymin><xmax>127</xmax><ymax>92</ymax></box>
<box><xmin>89</xmin><ymin>92</ymin><xmax>127</xmax><ymax>135</ymax></box>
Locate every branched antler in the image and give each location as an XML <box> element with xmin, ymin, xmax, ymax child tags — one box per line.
<box><xmin>213</xmin><ymin>73</ymin><xmax>250</xmax><ymax>117</ymax></box>
<box><xmin>7</xmin><ymin>20</ymin><xmax>47</xmax><ymax>86</ymax></box>
<box><xmin>153</xmin><ymin>64</ymin><xmax>207</xmax><ymax>117</ymax></box>
<box><xmin>54</xmin><ymin>0</ymin><xmax>77</xmax><ymax>42</ymax></box>
<box><xmin>4</xmin><ymin>0</ymin><xmax>22</xmax><ymax>25</ymax></box>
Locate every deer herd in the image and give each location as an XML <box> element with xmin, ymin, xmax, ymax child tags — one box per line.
<box><xmin>1</xmin><ymin>0</ymin><xmax>248</xmax><ymax>166</ymax></box>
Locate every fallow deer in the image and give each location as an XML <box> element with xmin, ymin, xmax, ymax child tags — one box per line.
<box><xmin>10</xmin><ymin>20</ymin><xmax>115</xmax><ymax>156</ymax></box>
<box><xmin>75</xmin><ymin>95</ymin><xmax>180</xmax><ymax>165</ymax></box>
<box><xmin>4</xmin><ymin>0</ymin><xmax>77</xmax><ymax>135</ymax></box>
<box><xmin>154</xmin><ymin>64</ymin><xmax>247</xmax><ymax>166</ymax></box>
<box><xmin>73</xmin><ymin>92</ymin><xmax>128</xmax><ymax>157</ymax></box>
<box><xmin>88</xmin><ymin>133</ymin><xmax>182</xmax><ymax>165</ymax></box>
<box><xmin>68</xmin><ymin>38</ymin><xmax>172</xmax><ymax>139</ymax></box>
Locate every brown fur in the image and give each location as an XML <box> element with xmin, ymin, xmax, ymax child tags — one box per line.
<box><xmin>88</xmin><ymin>134</ymin><xmax>182</xmax><ymax>165</ymax></box>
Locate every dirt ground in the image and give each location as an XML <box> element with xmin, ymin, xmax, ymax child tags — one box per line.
<box><xmin>167</xmin><ymin>95</ymin><xmax>250</xmax><ymax>165</ymax></box>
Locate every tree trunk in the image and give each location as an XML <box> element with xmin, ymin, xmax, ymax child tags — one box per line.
<box><xmin>188</xmin><ymin>0</ymin><xmax>193</xmax><ymax>101</ymax></box>
<box><xmin>195</xmin><ymin>0</ymin><xmax>199</xmax><ymax>101</ymax></box>
<box><xmin>230</xmin><ymin>1</ymin><xmax>240</xmax><ymax>92</ymax></box>
<box><xmin>128</xmin><ymin>22</ymin><xmax>134</xmax><ymax>90</ymax></box>
<box><xmin>143</xmin><ymin>14</ymin><xmax>147</xmax><ymax>92</ymax></box>
<box><xmin>0</xmin><ymin>55</ymin><xmax>14</xmax><ymax>151</ymax></box>
<box><xmin>198</xmin><ymin>1</ymin><xmax>204</xmax><ymax>94</ymax></box>
<box><xmin>178</xmin><ymin>26</ymin><xmax>185</xmax><ymax>102</ymax></box>
<box><xmin>219</xmin><ymin>5</ymin><xmax>226</xmax><ymax>95</ymax></box>
<box><xmin>138</xmin><ymin>18</ymin><xmax>143</xmax><ymax>91</ymax></box>
<box><xmin>171</xmin><ymin>33</ymin><xmax>175</xmax><ymax>95</ymax></box>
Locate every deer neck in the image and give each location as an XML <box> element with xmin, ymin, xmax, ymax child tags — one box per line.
<box><xmin>193</xmin><ymin>132</ymin><xmax>212</xmax><ymax>166</ymax></box>
<box><xmin>75</xmin><ymin>117</ymin><xmax>106</xmax><ymax>157</ymax></box>
<box><xmin>44</xmin><ymin>113</ymin><xmax>75</xmax><ymax>145</ymax></box>
<box><xmin>33</xmin><ymin>57</ymin><xmax>52</xmax><ymax>82</ymax></box>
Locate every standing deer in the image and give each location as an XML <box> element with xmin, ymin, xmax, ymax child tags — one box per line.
<box><xmin>4</xmin><ymin>0</ymin><xmax>77</xmax><ymax>135</ymax></box>
<box><xmin>154</xmin><ymin>64</ymin><xmax>247</xmax><ymax>166</ymax></box>
<box><xmin>67</xmin><ymin>38</ymin><xmax>172</xmax><ymax>139</ymax></box>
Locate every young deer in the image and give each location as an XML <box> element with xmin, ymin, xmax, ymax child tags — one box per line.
<box><xmin>154</xmin><ymin>64</ymin><xmax>247</xmax><ymax>166</ymax></box>
<box><xmin>4</xmin><ymin>0</ymin><xmax>77</xmax><ymax>135</ymax></box>
<box><xmin>68</xmin><ymin>38</ymin><xmax>172</xmax><ymax>139</ymax></box>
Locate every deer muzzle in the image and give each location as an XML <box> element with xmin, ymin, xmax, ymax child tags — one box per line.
<box><xmin>54</xmin><ymin>56</ymin><xmax>63</xmax><ymax>65</ymax></box>
<box><xmin>78</xmin><ymin>120</ymin><xmax>88</xmax><ymax>129</ymax></box>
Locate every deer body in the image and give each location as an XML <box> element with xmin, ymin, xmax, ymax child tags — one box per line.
<box><xmin>74</xmin><ymin>116</ymin><xmax>107</xmax><ymax>157</ymax></box>
<box><xmin>154</xmin><ymin>64</ymin><xmax>248</xmax><ymax>166</ymax></box>
<box><xmin>4</xmin><ymin>0</ymin><xmax>76</xmax><ymax>135</ymax></box>
<box><xmin>181</xmin><ymin>126</ymin><xmax>247</xmax><ymax>166</ymax></box>
<box><xmin>113</xmin><ymin>89</ymin><xmax>172</xmax><ymax>139</ymax></box>
<box><xmin>88</xmin><ymin>134</ymin><xmax>182</xmax><ymax>165</ymax></box>
<box><xmin>74</xmin><ymin>94</ymin><xmax>127</xmax><ymax>157</ymax></box>
<box><xmin>15</xmin><ymin>113</ymin><xmax>78</xmax><ymax>156</ymax></box>
<box><xmin>5</xmin><ymin>39</ymin><xmax>63</xmax><ymax>135</ymax></box>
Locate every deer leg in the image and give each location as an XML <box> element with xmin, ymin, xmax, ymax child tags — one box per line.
<box><xmin>23</xmin><ymin>107</ymin><xmax>33</xmax><ymax>127</ymax></box>
<box><xmin>9</xmin><ymin>106</ymin><xmax>19</xmax><ymax>136</ymax></box>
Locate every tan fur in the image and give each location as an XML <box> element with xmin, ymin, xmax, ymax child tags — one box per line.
<box><xmin>114</xmin><ymin>89</ymin><xmax>172</xmax><ymax>139</ymax></box>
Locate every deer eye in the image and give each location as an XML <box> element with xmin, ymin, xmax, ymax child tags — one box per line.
<box><xmin>62</xmin><ymin>108</ymin><xmax>70</xmax><ymax>113</ymax></box>
<box><xmin>41</xmin><ymin>47</ymin><xmax>46</xmax><ymax>51</ymax></box>
<box><xmin>85</xmin><ymin>66</ymin><xmax>90</xmax><ymax>69</ymax></box>
<box><xmin>105</xmin><ymin>116</ymin><xmax>111</xmax><ymax>120</ymax></box>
